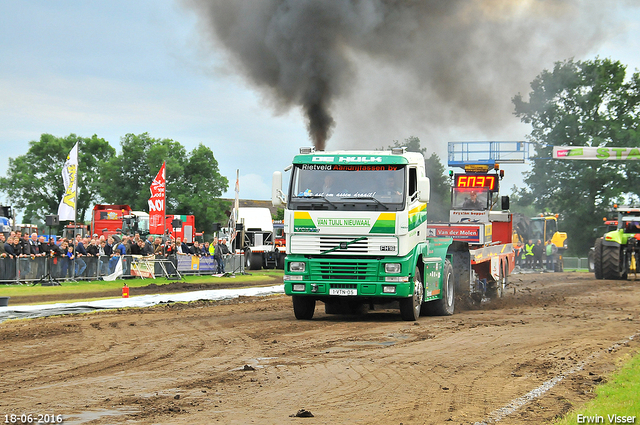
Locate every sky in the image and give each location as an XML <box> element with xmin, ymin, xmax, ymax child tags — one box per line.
<box><xmin>1</xmin><ymin>1</ymin><xmax>639</xmax><ymax>217</ymax></box>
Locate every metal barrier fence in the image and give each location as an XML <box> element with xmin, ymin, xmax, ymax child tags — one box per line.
<box><xmin>562</xmin><ymin>257</ymin><xmax>589</xmax><ymax>270</ymax></box>
<box><xmin>0</xmin><ymin>253</ymin><xmax>245</xmax><ymax>284</ymax></box>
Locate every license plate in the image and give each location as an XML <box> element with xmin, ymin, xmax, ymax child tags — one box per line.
<box><xmin>330</xmin><ymin>288</ymin><xmax>357</xmax><ymax>296</ymax></box>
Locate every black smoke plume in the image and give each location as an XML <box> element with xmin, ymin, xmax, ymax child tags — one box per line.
<box><xmin>183</xmin><ymin>0</ymin><xmax>619</xmax><ymax>150</ymax></box>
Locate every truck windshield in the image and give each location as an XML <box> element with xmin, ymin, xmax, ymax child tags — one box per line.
<box><xmin>530</xmin><ymin>220</ymin><xmax>544</xmax><ymax>242</ymax></box>
<box><xmin>289</xmin><ymin>164</ymin><xmax>406</xmax><ymax>211</ymax></box>
<box><xmin>452</xmin><ymin>188</ymin><xmax>489</xmax><ymax>210</ymax></box>
<box><xmin>122</xmin><ymin>216</ymin><xmax>150</xmax><ymax>236</ymax></box>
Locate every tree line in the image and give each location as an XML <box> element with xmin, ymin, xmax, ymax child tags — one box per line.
<box><xmin>0</xmin><ymin>133</ymin><xmax>230</xmax><ymax>234</ymax></box>
<box><xmin>513</xmin><ymin>57</ymin><xmax>640</xmax><ymax>256</ymax></box>
<box><xmin>3</xmin><ymin>57</ymin><xmax>637</xmax><ymax>255</ymax></box>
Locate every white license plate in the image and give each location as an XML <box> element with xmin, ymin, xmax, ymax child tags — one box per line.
<box><xmin>330</xmin><ymin>288</ymin><xmax>357</xmax><ymax>296</ymax></box>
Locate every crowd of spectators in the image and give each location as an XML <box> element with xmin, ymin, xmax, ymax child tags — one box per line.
<box><xmin>1</xmin><ymin>230</ymin><xmax>233</xmax><ymax>281</ymax></box>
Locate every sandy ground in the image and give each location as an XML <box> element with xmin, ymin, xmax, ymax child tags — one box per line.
<box><xmin>0</xmin><ymin>271</ymin><xmax>639</xmax><ymax>425</ymax></box>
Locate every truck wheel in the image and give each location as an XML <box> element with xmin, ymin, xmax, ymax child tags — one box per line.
<box><xmin>276</xmin><ymin>252</ymin><xmax>286</xmax><ymax>270</ymax></box>
<box><xmin>593</xmin><ymin>239</ymin><xmax>603</xmax><ymax>279</ymax></box>
<box><xmin>399</xmin><ymin>266</ymin><xmax>424</xmax><ymax>321</ymax></box>
<box><xmin>246</xmin><ymin>252</ymin><xmax>262</xmax><ymax>270</ymax></box>
<box><xmin>428</xmin><ymin>260</ymin><xmax>455</xmax><ymax>316</ymax></box>
<box><xmin>292</xmin><ymin>296</ymin><xmax>315</xmax><ymax>320</ymax></box>
<box><xmin>602</xmin><ymin>244</ymin><xmax>626</xmax><ymax>280</ymax></box>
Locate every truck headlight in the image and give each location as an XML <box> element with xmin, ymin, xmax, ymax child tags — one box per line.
<box><xmin>383</xmin><ymin>285</ymin><xmax>396</xmax><ymax>293</ymax></box>
<box><xmin>385</xmin><ymin>263</ymin><xmax>401</xmax><ymax>273</ymax></box>
<box><xmin>292</xmin><ymin>284</ymin><xmax>306</xmax><ymax>291</ymax></box>
<box><xmin>289</xmin><ymin>262</ymin><xmax>306</xmax><ymax>272</ymax></box>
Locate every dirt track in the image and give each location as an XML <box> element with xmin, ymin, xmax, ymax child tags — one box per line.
<box><xmin>1</xmin><ymin>272</ymin><xmax>639</xmax><ymax>424</ymax></box>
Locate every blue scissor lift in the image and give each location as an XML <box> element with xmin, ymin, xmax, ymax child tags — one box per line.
<box><xmin>448</xmin><ymin>141</ymin><xmax>531</xmax><ymax>169</ymax></box>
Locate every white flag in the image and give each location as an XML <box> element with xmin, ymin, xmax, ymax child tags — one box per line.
<box><xmin>57</xmin><ymin>142</ymin><xmax>79</xmax><ymax>221</ymax></box>
<box><xmin>103</xmin><ymin>257</ymin><xmax>123</xmax><ymax>281</ymax></box>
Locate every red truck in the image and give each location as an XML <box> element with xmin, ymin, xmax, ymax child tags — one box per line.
<box><xmin>91</xmin><ymin>205</ymin><xmax>132</xmax><ymax>238</ymax></box>
<box><xmin>165</xmin><ymin>214</ymin><xmax>198</xmax><ymax>243</ymax></box>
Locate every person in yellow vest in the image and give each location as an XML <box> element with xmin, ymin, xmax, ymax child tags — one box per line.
<box><xmin>525</xmin><ymin>239</ymin><xmax>535</xmax><ymax>269</ymax></box>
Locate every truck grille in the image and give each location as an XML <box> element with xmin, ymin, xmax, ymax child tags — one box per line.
<box><xmin>310</xmin><ymin>261</ymin><xmax>376</xmax><ymax>280</ymax></box>
<box><xmin>290</xmin><ymin>235</ymin><xmax>398</xmax><ymax>255</ymax></box>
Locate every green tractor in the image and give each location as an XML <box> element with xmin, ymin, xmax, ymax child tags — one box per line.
<box><xmin>594</xmin><ymin>206</ymin><xmax>640</xmax><ymax>280</ymax></box>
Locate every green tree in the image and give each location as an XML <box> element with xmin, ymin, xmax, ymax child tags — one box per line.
<box><xmin>100</xmin><ymin>133</ymin><xmax>229</xmax><ymax>234</ymax></box>
<box><xmin>0</xmin><ymin>134</ymin><xmax>115</xmax><ymax>223</ymax></box>
<box><xmin>273</xmin><ymin>208</ymin><xmax>285</xmax><ymax>220</ymax></box>
<box><xmin>513</xmin><ymin>58</ymin><xmax>640</xmax><ymax>255</ymax></box>
<box><xmin>389</xmin><ymin>136</ymin><xmax>451</xmax><ymax>222</ymax></box>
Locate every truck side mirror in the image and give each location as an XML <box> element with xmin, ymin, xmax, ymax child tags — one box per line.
<box><xmin>501</xmin><ymin>196</ymin><xmax>510</xmax><ymax>211</ymax></box>
<box><xmin>418</xmin><ymin>177</ymin><xmax>430</xmax><ymax>203</ymax></box>
<box><xmin>272</xmin><ymin>171</ymin><xmax>285</xmax><ymax>206</ymax></box>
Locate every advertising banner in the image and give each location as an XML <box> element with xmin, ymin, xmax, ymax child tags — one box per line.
<box><xmin>553</xmin><ymin>146</ymin><xmax>640</xmax><ymax>160</ymax></box>
<box><xmin>199</xmin><ymin>256</ymin><xmax>216</xmax><ymax>272</ymax></box>
<box><xmin>148</xmin><ymin>162</ymin><xmax>166</xmax><ymax>234</ymax></box>
<box><xmin>131</xmin><ymin>259</ymin><xmax>155</xmax><ymax>279</ymax></box>
<box><xmin>428</xmin><ymin>225</ymin><xmax>482</xmax><ymax>243</ymax></box>
<box><xmin>177</xmin><ymin>255</ymin><xmax>217</xmax><ymax>272</ymax></box>
<box><xmin>58</xmin><ymin>142</ymin><xmax>79</xmax><ymax>221</ymax></box>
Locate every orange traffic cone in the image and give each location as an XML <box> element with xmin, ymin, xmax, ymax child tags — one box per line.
<box><xmin>122</xmin><ymin>283</ymin><xmax>130</xmax><ymax>298</ymax></box>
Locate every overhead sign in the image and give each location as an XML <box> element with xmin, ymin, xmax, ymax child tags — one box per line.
<box><xmin>553</xmin><ymin>146</ymin><xmax>640</xmax><ymax>160</ymax></box>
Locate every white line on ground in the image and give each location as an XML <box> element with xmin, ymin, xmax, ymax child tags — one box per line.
<box><xmin>474</xmin><ymin>332</ymin><xmax>640</xmax><ymax>425</ymax></box>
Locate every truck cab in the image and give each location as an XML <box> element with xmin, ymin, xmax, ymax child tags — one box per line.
<box><xmin>273</xmin><ymin>147</ymin><xmax>454</xmax><ymax>321</ymax></box>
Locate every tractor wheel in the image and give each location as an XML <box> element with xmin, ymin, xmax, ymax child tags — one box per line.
<box><xmin>601</xmin><ymin>243</ymin><xmax>626</xmax><ymax>280</ymax></box>
<box><xmin>593</xmin><ymin>239</ymin><xmax>603</xmax><ymax>279</ymax></box>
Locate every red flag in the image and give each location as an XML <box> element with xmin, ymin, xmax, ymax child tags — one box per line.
<box><xmin>148</xmin><ymin>162</ymin><xmax>166</xmax><ymax>234</ymax></box>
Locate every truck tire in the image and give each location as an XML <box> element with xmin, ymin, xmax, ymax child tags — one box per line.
<box><xmin>593</xmin><ymin>239</ymin><xmax>603</xmax><ymax>279</ymax></box>
<box><xmin>602</xmin><ymin>244</ymin><xmax>626</xmax><ymax>280</ymax></box>
<box><xmin>292</xmin><ymin>296</ymin><xmax>316</xmax><ymax>320</ymax></box>
<box><xmin>276</xmin><ymin>252</ymin><xmax>286</xmax><ymax>270</ymax></box>
<box><xmin>399</xmin><ymin>266</ymin><xmax>424</xmax><ymax>321</ymax></box>
<box><xmin>246</xmin><ymin>252</ymin><xmax>262</xmax><ymax>270</ymax></box>
<box><xmin>426</xmin><ymin>260</ymin><xmax>455</xmax><ymax>316</ymax></box>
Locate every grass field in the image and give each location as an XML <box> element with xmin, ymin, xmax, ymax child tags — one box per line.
<box><xmin>555</xmin><ymin>350</ymin><xmax>640</xmax><ymax>424</ymax></box>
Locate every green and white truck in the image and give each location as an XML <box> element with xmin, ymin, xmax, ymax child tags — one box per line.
<box><xmin>272</xmin><ymin>147</ymin><xmax>457</xmax><ymax>321</ymax></box>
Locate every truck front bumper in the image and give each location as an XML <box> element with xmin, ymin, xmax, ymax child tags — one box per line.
<box><xmin>283</xmin><ymin>255</ymin><xmax>415</xmax><ymax>298</ymax></box>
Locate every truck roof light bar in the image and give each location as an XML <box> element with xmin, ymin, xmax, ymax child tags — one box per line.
<box><xmin>391</xmin><ymin>147</ymin><xmax>406</xmax><ymax>155</ymax></box>
<box><xmin>299</xmin><ymin>147</ymin><xmax>315</xmax><ymax>154</ymax></box>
